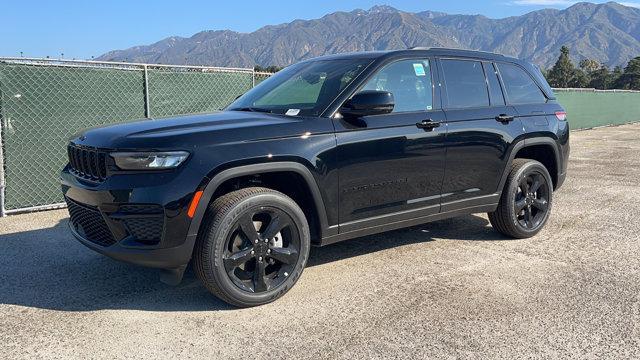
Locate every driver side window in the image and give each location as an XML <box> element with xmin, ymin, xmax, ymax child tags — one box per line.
<box><xmin>362</xmin><ymin>59</ymin><xmax>433</xmax><ymax>113</ymax></box>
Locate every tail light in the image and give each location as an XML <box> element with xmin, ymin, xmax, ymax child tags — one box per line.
<box><xmin>555</xmin><ymin>111</ymin><xmax>567</xmax><ymax>121</ymax></box>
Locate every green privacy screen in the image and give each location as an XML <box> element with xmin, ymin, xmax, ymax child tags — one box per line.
<box><xmin>0</xmin><ymin>60</ymin><xmax>261</xmax><ymax>212</ymax></box>
<box><xmin>0</xmin><ymin>59</ymin><xmax>639</xmax><ymax>213</ymax></box>
<box><xmin>0</xmin><ymin>63</ymin><xmax>146</xmax><ymax>210</ymax></box>
<box><xmin>554</xmin><ymin>89</ymin><xmax>640</xmax><ymax>129</ymax></box>
<box><xmin>147</xmin><ymin>68</ymin><xmax>253</xmax><ymax>118</ymax></box>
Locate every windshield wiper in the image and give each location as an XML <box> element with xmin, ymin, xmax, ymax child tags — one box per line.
<box><xmin>230</xmin><ymin>107</ymin><xmax>273</xmax><ymax>113</ymax></box>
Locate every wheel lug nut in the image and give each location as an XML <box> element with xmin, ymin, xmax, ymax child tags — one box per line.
<box><xmin>264</xmin><ymin>239</ymin><xmax>268</xmax><ymax>243</ymax></box>
<box><xmin>267</xmin><ymin>249</ymin><xmax>271</xmax><ymax>254</ymax></box>
<box><xmin>284</xmin><ymin>272</ymin><xmax>289</xmax><ymax>277</ymax></box>
<box><xmin>251</xmin><ymin>250</ymin><xmax>255</xmax><ymax>255</ymax></box>
<box><xmin>258</xmin><ymin>256</ymin><xmax>263</xmax><ymax>261</ymax></box>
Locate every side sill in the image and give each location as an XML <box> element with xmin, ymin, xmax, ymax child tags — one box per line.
<box><xmin>319</xmin><ymin>203</ymin><xmax>498</xmax><ymax>246</ymax></box>
<box><xmin>440</xmin><ymin>193</ymin><xmax>500</xmax><ymax>213</ymax></box>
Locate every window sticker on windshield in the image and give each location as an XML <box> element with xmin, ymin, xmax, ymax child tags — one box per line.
<box><xmin>285</xmin><ymin>109</ymin><xmax>301</xmax><ymax>116</ymax></box>
<box><xmin>413</xmin><ymin>63</ymin><xmax>426</xmax><ymax>76</ymax></box>
<box><xmin>427</xmin><ymin>105</ymin><xmax>433</xmax><ymax>110</ymax></box>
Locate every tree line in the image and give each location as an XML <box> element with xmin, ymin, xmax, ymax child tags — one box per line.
<box><xmin>544</xmin><ymin>46</ymin><xmax>640</xmax><ymax>90</ymax></box>
<box><xmin>254</xmin><ymin>65</ymin><xmax>283</xmax><ymax>73</ymax></box>
<box><xmin>255</xmin><ymin>47</ymin><xmax>640</xmax><ymax>91</ymax></box>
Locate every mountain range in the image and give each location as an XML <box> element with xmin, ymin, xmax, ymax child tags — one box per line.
<box><xmin>97</xmin><ymin>2</ymin><xmax>640</xmax><ymax>69</ymax></box>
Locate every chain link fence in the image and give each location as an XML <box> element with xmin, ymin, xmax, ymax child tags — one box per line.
<box><xmin>0</xmin><ymin>58</ymin><xmax>272</xmax><ymax>215</ymax></box>
<box><xmin>254</xmin><ymin>71</ymin><xmax>273</xmax><ymax>85</ymax></box>
<box><xmin>1</xmin><ymin>57</ymin><xmax>639</xmax><ymax>216</ymax></box>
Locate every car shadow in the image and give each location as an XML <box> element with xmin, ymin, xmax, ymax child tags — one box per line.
<box><xmin>307</xmin><ymin>214</ymin><xmax>512</xmax><ymax>267</ymax></box>
<box><xmin>0</xmin><ymin>214</ymin><xmax>513</xmax><ymax>312</ymax></box>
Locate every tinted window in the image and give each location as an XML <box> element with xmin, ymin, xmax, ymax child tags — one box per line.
<box><xmin>484</xmin><ymin>62</ymin><xmax>505</xmax><ymax>106</ymax></box>
<box><xmin>441</xmin><ymin>59</ymin><xmax>489</xmax><ymax>109</ymax></box>
<box><xmin>255</xmin><ymin>73</ymin><xmax>324</xmax><ymax>107</ymax></box>
<box><xmin>362</xmin><ymin>59</ymin><xmax>433</xmax><ymax>112</ymax></box>
<box><xmin>228</xmin><ymin>59</ymin><xmax>371</xmax><ymax>116</ymax></box>
<box><xmin>497</xmin><ymin>63</ymin><xmax>546</xmax><ymax>105</ymax></box>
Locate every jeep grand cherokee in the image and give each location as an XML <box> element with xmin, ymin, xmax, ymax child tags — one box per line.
<box><xmin>61</xmin><ymin>48</ymin><xmax>569</xmax><ymax>307</ymax></box>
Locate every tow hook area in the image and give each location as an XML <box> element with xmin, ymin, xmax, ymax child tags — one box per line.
<box><xmin>159</xmin><ymin>264</ymin><xmax>187</xmax><ymax>286</ymax></box>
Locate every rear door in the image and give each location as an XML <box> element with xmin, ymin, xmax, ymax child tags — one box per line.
<box><xmin>495</xmin><ymin>62</ymin><xmax>551</xmax><ymax>135</ymax></box>
<box><xmin>438</xmin><ymin>58</ymin><xmax>524</xmax><ymax>211</ymax></box>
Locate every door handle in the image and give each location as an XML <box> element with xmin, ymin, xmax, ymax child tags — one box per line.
<box><xmin>495</xmin><ymin>114</ymin><xmax>515</xmax><ymax>123</ymax></box>
<box><xmin>416</xmin><ymin>120</ymin><xmax>441</xmax><ymax>131</ymax></box>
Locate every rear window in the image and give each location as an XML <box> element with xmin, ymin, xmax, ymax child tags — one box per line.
<box><xmin>484</xmin><ymin>62</ymin><xmax>505</xmax><ymax>106</ymax></box>
<box><xmin>497</xmin><ymin>63</ymin><xmax>547</xmax><ymax>105</ymax></box>
<box><xmin>441</xmin><ymin>59</ymin><xmax>489</xmax><ymax>109</ymax></box>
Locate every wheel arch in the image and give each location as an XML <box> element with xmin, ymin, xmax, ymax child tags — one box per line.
<box><xmin>186</xmin><ymin>161</ymin><xmax>332</xmax><ymax>245</ymax></box>
<box><xmin>498</xmin><ymin>137</ymin><xmax>561</xmax><ymax>192</ymax></box>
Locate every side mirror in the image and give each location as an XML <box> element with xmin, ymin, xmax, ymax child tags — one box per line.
<box><xmin>340</xmin><ymin>90</ymin><xmax>394</xmax><ymax>118</ymax></box>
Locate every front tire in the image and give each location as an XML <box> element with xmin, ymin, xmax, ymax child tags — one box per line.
<box><xmin>489</xmin><ymin>159</ymin><xmax>553</xmax><ymax>238</ymax></box>
<box><xmin>194</xmin><ymin>187</ymin><xmax>310</xmax><ymax>307</ymax></box>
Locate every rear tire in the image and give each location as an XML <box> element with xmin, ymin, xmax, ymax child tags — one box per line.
<box><xmin>193</xmin><ymin>187</ymin><xmax>310</xmax><ymax>307</ymax></box>
<box><xmin>489</xmin><ymin>159</ymin><xmax>553</xmax><ymax>238</ymax></box>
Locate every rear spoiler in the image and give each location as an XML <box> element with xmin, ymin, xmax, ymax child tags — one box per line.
<box><xmin>524</xmin><ymin>61</ymin><xmax>556</xmax><ymax>100</ymax></box>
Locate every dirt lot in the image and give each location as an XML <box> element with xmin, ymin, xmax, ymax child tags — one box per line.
<box><xmin>1</xmin><ymin>123</ymin><xmax>639</xmax><ymax>359</ymax></box>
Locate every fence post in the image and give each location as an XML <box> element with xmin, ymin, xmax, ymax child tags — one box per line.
<box><xmin>0</xmin><ymin>73</ymin><xmax>5</xmax><ymax>217</ymax></box>
<box><xmin>252</xmin><ymin>69</ymin><xmax>256</xmax><ymax>88</ymax></box>
<box><xmin>0</xmin><ymin>109</ymin><xmax>5</xmax><ymax>218</ymax></box>
<box><xmin>143</xmin><ymin>64</ymin><xmax>151</xmax><ymax>118</ymax></box>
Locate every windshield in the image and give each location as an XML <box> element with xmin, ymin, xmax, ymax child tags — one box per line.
<box><xmin>227</xmin><ymin>58</ymin><xmax>372</xmax><ymax>117</ymax></box>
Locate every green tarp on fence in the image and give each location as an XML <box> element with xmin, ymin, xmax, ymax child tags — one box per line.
<box><xmin>0</xmin><ymin>63</ymin><xmax>146</xmax><ymax>211</ymax></box>
<box><xmin>0</xmin><ymin>60</ymin><xmax>639</xmax><ymax>213</ymax></box>
<box><xmin>555</xmin><ymin>89</ymin><xmax>640</xmax><ymax>129</ymax></box>
<box><xmin>147</xmin><ymin>69</ymin><xmax>253</xmax><ymax>118</ymax></box>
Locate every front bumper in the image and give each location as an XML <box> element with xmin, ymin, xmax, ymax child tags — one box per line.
<box><xmin>68</xmin><ymin>221</ymin><xmax>197</xmax><ymax>268</ymax></box>
<box><xmin>61</xmin><ymin>166</ymin><xmax>202</xmax><ymax>269</ymax></box>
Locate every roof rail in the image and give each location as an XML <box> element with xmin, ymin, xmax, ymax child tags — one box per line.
<box><xmin>407</xmin><ymin>47</ymin><xmax>505</xmax><ymax>57</ymax></box>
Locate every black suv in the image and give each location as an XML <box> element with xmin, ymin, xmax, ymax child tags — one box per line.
<box><xmin>61</xmin><ymin>48</ymin><xmax>569</xmax><ymax>307</ymax></box>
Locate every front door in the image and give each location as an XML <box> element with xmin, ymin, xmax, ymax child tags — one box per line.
<box><xmin>333</xmin><ymin>58</ymin><xmax>447</xmax><ymax>231</ymax></box>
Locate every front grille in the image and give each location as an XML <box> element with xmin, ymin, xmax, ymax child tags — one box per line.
<box><xmin>66</xmin><ymin>198</ymin><xmax>117</xmax><ymax>247</ymax></box>
<box><xmin>123</xmin><ymin>217</ymin><xmax>164</xmax><ymax>243</ymax></box>
<box><xmin>117</xmin><ymin>204</ymin><xmax>164</xmax><ymax>245</ymax></box>
<box><xmin>118</xmin><ymin>204</ymin><xmax>163</xmax><ymax>215</ymax></box>
<box><xmin>67</xmin><ymin>144</ymin><xmax>107</xmax><ymax>181</ymax></box>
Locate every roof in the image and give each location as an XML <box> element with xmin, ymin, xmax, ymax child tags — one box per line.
<box><xmin>310</xmin><ymin>48</ymin><xmax>518</xmax><ymax>63</ymax></box>
<box><xmin>305</xmin><ymin>48</ymin><xmax>553</xmax><ymax>100</ymax></box>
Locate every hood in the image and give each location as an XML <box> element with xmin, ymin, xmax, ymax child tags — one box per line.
<box><xmin>71</xmin><ymin>111</ymin><xmax>307</xmax><ymax>150</ymax></box>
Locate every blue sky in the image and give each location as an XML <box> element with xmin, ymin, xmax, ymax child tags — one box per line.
<box><xmin>1</xmin><ymin>0</ymin><xmax>638</xmax><ymax>60</ymax></box>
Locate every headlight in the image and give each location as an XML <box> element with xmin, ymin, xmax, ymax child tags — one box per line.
<box><xmin>110</xmin><ymin>151</ymin><xmax>189</xmax><ymax>170</ymax></box>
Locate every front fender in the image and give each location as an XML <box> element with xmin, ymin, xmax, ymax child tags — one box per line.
<box><xmin>185</xmin><ymin>161</ymin><xmax>334</xmax><ymax>243</ymax></box>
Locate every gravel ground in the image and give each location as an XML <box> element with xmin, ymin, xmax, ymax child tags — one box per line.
<box><xmin>1</xmin><ymin>124</ymin><xmax>639</xmax><ymax>359</ymax></box>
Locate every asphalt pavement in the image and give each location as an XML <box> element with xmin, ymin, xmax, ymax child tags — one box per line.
<box><xmin>1</xmin><ymin>123</ymin><xmax>639</xmax><ymax>359</ymax></box>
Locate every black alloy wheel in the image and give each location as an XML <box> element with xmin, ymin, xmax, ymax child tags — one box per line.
<box><xmin>194</xmin><ymin>187</ymin><xmax>310</xmax><ymax>307</ymax></box>
<box><xmin>514</xmin><ymin>171</ymin><xmax>550</xmax><ymax>230</ymax></box>
<box><xmin>489</xmin><ymin>159</ymin><xmax>554</xmax><ymax>238</ymax></box>
<box><xmin>223</xmin><ymin>207</ymin><xmax>300</xmax><ymax>293</ymax></box>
